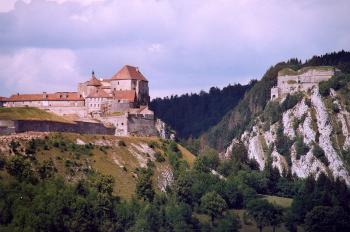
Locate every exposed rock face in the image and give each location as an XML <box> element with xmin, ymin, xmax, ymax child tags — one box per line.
<box><xmin>311</xmin><ymin>88</ymin><xmax>350</xmax><ymax>184</ymax></box>
<box><xmin>223</xmin><ymin>86</ymin><xmax>350</xmax><ymax>185</ymax></box>
<box><xmin>157</xmin><ymin>166</ymin><xmax>174</xmax><ymax>192</ymax></box>
<box><xmin>155</xmin><ymin>119</ymin><xmax>175</xmax><ymax>140</ymax></box>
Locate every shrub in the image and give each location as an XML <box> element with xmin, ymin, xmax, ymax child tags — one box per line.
<box><xmin>281</xmin><ymin>93</ymin><xmax>303</xmax><ymax>111</ymax></box>
<box><xmin>305</xmin><ymin>98</ymin><xmax>312</xmax><ymax>107</ymax></box>
<box><xmin>295</xmin><ymin>136</ymin><xmax>309</xmax><ymax>159</ymax></box>
<box><xmin>118</xmin><ymin>140</ymin><xmax>126</xmax><ymax>147</ymax></box>
<box><xmin>155</xmin><ymin>152</ymin><xmax>165</xmax><ymax>162</ymax></box>
<box><xmin>147</xmin><ymin>141</ymin><xmax>158</xmax><ymax>149</ymax></box>
<box><xmin>319</xmin><ymin>81</ymin><xmax>331</xmax><ymax>96</ymax></box>
<box><xmin>332</xmin><ymin>103</ymin><xmax>340</xmax><ymax>113</ymax></box>
<box><xmin>264</xmin><ymin>101</ymin><xmax>281</xmax><ymax>125</ymax></box>
<box><xmin>313</xmin><ymin>144</ymin><xmax>329</xmax><ymax>166</ymax></box>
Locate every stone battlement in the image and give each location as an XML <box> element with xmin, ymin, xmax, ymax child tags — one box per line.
<box><xmin>271</xmin><ymin>66</ymin><xmax>336</xmax><ymax>100</ymax></box>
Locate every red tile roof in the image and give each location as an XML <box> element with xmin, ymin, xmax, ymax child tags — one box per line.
<box><xmin>86</xmin><ymin>89</ymin><xmax>111</xmax><ymax>98</ymax></box>
<box><xmin>0</xmin><ymin>96</ymin><xmax>7</xmax><ymax>101</ymax></box>
<box><xmin>6</xmin><ymin>92</ymin><xmax>84</xmax><ymax>102</ymax></box>
<box><xmin>112</xmin><ymin>65</ymin><xmax>148</xmax><ymax>81</ymax></box>
<box><xmin>87</xmin><ymin>73</ymin><xmax>102</xmax><ymax>86</ymax></box>
<box><xmin>113</xmin><ymin>90</ymin><xmax>136</xmax><ymax>102</ymax></box>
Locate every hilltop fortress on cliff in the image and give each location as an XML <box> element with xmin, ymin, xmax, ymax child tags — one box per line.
<box><xmin>271</xmin><ymin>66</ymin><xmax>338</xmax><ymax>100</ymax></box>
<box><xmin>0</xmin><ymin>65</ymin><xmax>161</xmax><ymax>136</ymax></box>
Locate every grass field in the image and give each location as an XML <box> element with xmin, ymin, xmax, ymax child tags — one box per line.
<box><xmin>262</xmin><ymin>194</ymin><xmax>293</xmax><ymax>208</ymax></box>
<box><xmin>0</xmin><ymin>107</ymin><xmax>73</xmax><ymax>123</ymax></box>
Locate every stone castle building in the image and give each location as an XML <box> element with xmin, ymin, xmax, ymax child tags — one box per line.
<box><xmin>271</xmin><ymin>66</ymin><xmax>337</xmax><ymax>100</ymax></box>
<box><xmin>1</xmin><ymin>65</ymin><xmax>157</xmax><ymax>136</ymax></box>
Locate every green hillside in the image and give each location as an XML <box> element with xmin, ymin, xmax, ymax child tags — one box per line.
<box><xmin>0</xmin><ymin>133</ymin><xmax>195</xmax><ymax>199</ymax></box>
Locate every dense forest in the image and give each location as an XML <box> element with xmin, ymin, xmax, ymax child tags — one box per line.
<box><xmin>150</xmin><ymin>82</ymin><xmax>255</xmax><ymax>138</ymax></box>
<box><xmin>1</xmin><ymin>135</ymin><xmax>350</xmax><ymax>231</ymax></box>
<box><xmin>203</xmin><ymin>50</ymin><xmax>350</xmax><ymax>151</ymax></box>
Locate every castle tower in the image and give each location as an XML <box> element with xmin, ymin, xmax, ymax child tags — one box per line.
<box><xmin>110</xmin><ymin>65</ymin><xmax>150</xmax><ymax>106</ymax></box>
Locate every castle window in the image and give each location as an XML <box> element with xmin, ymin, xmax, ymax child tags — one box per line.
<box><xmin>118</xmin><ymin>81</ymin><xmax>119</xmax><ymax>85</ymax></box>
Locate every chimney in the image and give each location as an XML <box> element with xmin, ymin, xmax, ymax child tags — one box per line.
<box><xmin>17</xmin><ymin>93</ymin><xmax>19</xmax><ymax>96</ymax></box>
<box><xmin>43</xmin><ymin>92</ymin><xmax>47</xmax><ymax>99</ymax></box>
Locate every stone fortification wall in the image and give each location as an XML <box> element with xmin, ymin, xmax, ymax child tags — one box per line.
<box><xmin>0</xmin><ymin>120</ymin><xmax>15</xmax><ymax>135</ymax></box>
<box><xmin>110</xmin><ymin>102</ymin><xmax>134</xmax><ymax>112</ymax></box>
<box><xmin>271</xmin><ymin>67</ymin><xmax>335</xmax><ymax>100</ymax></box>
<box><xmin>127</xmin><ymin>114</ymin><xmax>157</xmax><ymax>136</ymax></box>
<box><xmin>46</xmin><ymin>106</ymin><xmax>87</xmax><ymax>118</ymax></box>
<box><xmin>4</xmin><ymin>100</ymin><xmax>84</xmax><ymax>108</ymax></box>
<box><xmin>101</xmin><ymin>115</ymin><xmax>128</xmax><ymax>136</ymax></box>
<box><xmin>3</xmin><ymin>120</ymin><xmax>115</xmax><ymax>135</ymax></box>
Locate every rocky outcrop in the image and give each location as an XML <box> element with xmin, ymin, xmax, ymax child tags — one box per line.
<box><xmin>311</xmin><ymin>88</ymin><xmax>350</xmax><ymax>184</ymax></box>
<box><xmin>223</xmin><ymin>86</ymin><xmax>350</xmax><ymax>185</ymax></box>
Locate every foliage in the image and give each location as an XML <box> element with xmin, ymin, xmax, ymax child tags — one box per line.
<box><xmin>263</xmin><ymin>101</ymin><xmax>282</xmax><ymax>125</ymax></box>
<box><xmin>295</xmin><ymin>136</ymin><xmax>310</xmax><ymax>159</ymax></box>
<box><xmin>118</xmin><ymin>140</ymin><xmax>127</xmax><ymax>147</ymax></box>
<box><xmin>193</xmin><ymin>148</ymin><xmax>219</xmax><ymax>173</ymax></box>
<box><xmin>281</xmin><ymin>93</ymin><xmax>303</xmax><ymax>111</ymax></box>
<box><xmin>304</xmin><ymin>206</ymin><xmax>350</xmax><ymax>232</ymax></box>
<box><xmin>5</xmin><ymin>155</ymin><xmax>36</xmax><ymax>183</ymax></box>
<box><xmin>214</xmin><ymin>212</ymin><xmax>241</xmax><ymax>232</ymax></box>
<box><xmin>200</xmin><ymin>191</ymin><xmax>227</xmax><ymax>223</ymax></box>
<box><xmin>313</xmin><ymin>144</ymin><xmax>329</xmax><ymax>166</ymax></box>
<box><xmin>37</xmin><ymin>159</ymin><xmax>57</xmax><ymax>180</ymax></box>
<box><xmin>150</xmin><ymin>82</ymin><xmax>255</xmax><ymax>138</ymax></box>
<box><xmin>135</xmin><ymin>168</ymin><xmax>155</xmax><ymax>202</ymax></box>
<box><xmin>319</xmin><ymin>73</ymin><xmax>350</xmax><ymax>97</ymax></box>
<box><xmin>275</xmin><ymin>124</ymin><xmax>293</xmax><ymax>165</ymax></box>
<box><xmin>246</xmin><ymin>199</ymin><xmax>279</xmax><ymax>232</ymax></box>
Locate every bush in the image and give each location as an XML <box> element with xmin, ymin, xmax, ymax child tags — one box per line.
<box><xmin>147</xmin><ymin>141</ymin><xmax>158</xmax><ymax>149</ymax></box>
<box><xmin>332</xmin><ymin>103</ymin><xmax>340</xmax><ymax>113</ymax></box>
<box><xmin>313</xmin><ymin>144</ymin><xmax>329</xmax><ymax>166</ymax></box>
<box><xmin>155</xmin><ymin>152</ymin><xmax>165</xmax><ymax>162</ymax></box>
<box><xmin>264</xmin><ymin>101</ymin><xmax>281</xmax><ymax>125</ymax></box>
<box><xmin>281</xmin><ymin>93</ymin><xmax>303</xmax><ymax>111</ymax></box>
<box><xmin>295</xmin><ymin>136</ymin><xmax>309</xmax><ymax>159</ymax></box>
<box><xmin>319</xmin><ymin>81</ymin><xmax>331</xmax><ymax>96</ymax></box>
<box><xmin>118</xmin><ymin>140</ymin><xmax>126</xmax><ymax>147</ymax></box>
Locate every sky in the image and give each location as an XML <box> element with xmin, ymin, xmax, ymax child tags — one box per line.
<box><xmin>0</xmin><ymin>0</ymin><xmax>349</xmax><ymax>98</ymax></box>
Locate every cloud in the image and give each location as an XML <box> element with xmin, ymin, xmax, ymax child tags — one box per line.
<box><xmin>0</xmin><ymin>0</ymin><xmax>350</xmax><ymax>97</ymax></box>
<box><xmin>0</xmin><ymin>48</ymin><xmax>84</xmax><ymax>96</ymax></box>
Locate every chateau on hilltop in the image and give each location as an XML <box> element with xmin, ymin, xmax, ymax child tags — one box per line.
<box><xmin>271</xmin><ymin>66</ymin><xmax>337</xmax><ymax>100</ymax></box>
<box><xmin>1</xmin><ymin>65</ymin><xmax>158</xmax><ymax>136</ymax></box>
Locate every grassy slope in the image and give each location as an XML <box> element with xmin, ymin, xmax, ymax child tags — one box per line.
<box><xmin>0</xmin><ymin>107</ymin><xmax>74</xmax><ymax>123</ymax></box>
<box><xmin>1</xmin><ymin>133</ymin><xmax>195</xmax><ymax>199</ymax></box>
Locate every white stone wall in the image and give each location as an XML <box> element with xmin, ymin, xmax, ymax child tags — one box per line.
<box><xmin>101</xmin><ymin>114</ymin><xmax>128</xmax><ymax>136</ymax></box>
<box><xmin>47</xmin><ymin>106</ymin><xmax>87</xmax><ymax>118</ymax></box>
<box><xmin>86</xmin><ymin>97</ymin><xmax>109</xmax><ymax>113</ymax></box>
<box><xmin>272</xmin><ymin>68</ymin><xmax>334</xmax><ymax>100</ymax></box>
<box><xmin>271</xmin><ymin>87</ymin><xmax>279</xmax><ymax>99</ymax></box>
<box><xmin>4</xmin><ymin>100</ymin><xmax>84</xmax><ymax>108</ymax></box>
<box><xmin>111</xmin><ymin>80</ymin><xmax>134</xmax><ymax>91</ymax></box>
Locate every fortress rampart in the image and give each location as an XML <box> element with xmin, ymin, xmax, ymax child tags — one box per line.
<box><xmin>271</xmin><ymin>66</ymin><xmax>336</xmax><ymax>100</ymax></box>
